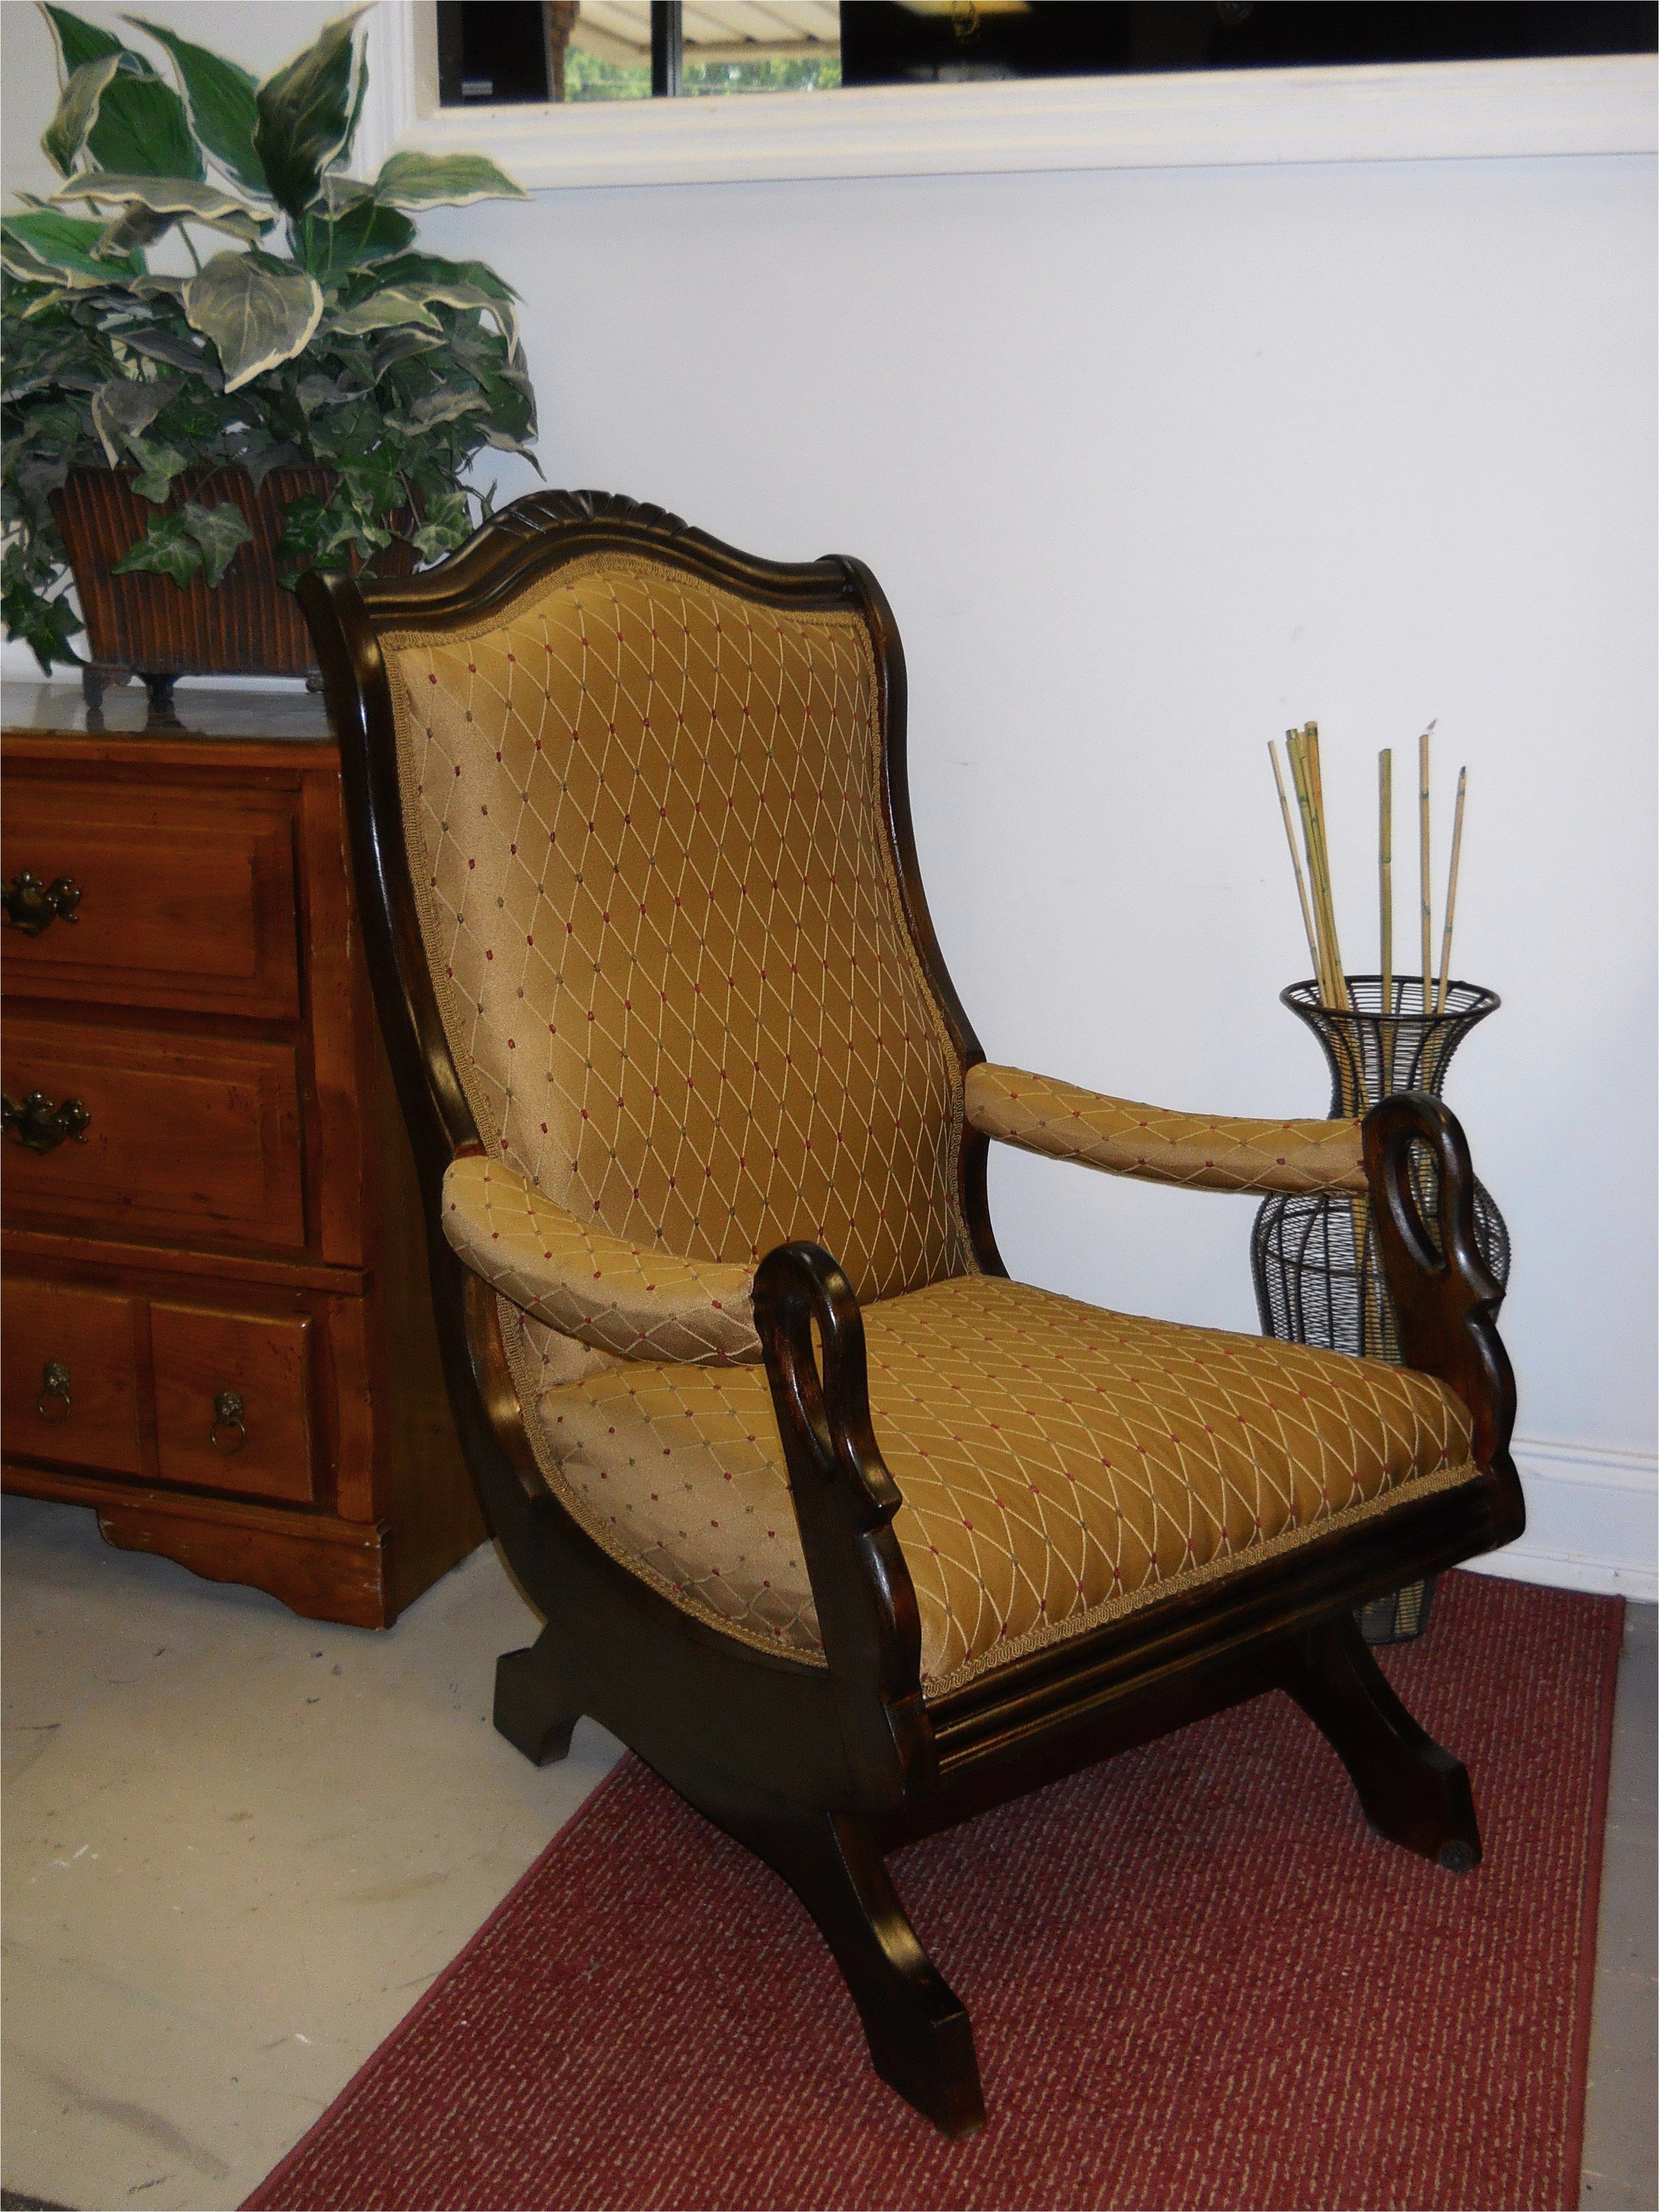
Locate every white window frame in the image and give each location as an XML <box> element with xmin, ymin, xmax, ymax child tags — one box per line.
<box><xmin>356</xmin><ymin>5</ymin><xmax>1655</xmax><ymax>192</ymax></box>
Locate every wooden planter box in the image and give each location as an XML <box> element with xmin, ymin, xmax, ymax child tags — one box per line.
<box><xmin>51</xmin><ymin>465</ymin><xmax>416</xmax><ymax>686</ymax></box>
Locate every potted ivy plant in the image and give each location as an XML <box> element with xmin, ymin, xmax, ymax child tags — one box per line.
<box><xmin>2</xmin><ymin>3</ymin><xmax>536</xmax><ymax>698</ymax></box>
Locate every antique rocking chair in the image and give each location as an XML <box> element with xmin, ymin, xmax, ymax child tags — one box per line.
<box><xmin>301</xmin><ymin>493</ymin><xmax>1522</xmax><ymax>2138</ymax></box>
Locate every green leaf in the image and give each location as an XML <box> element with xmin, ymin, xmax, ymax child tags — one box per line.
<box><xmin>87</xmin><ymin>68</ymin><xmax>202</xmax><ymax>182</ymax></box>
<box><xmin>371</xmin><ymin>150</ymin><xmax>528</xmax><ymax>209</ymax></box>
<box><xmin>93</xmin><ymin>205</ymin><xmax>173</xmax><ymax>259</ymax></box>
<box><xmin>41</xmin><ymin>6</ymin><xmax>126</xmax><ymax>74</ymax></box>
<box><xmin>252</xmin><ymin>8</ymin><xmax>370</xmax><ymax>219</ymax></box>
<box><xmin>296</xmin><ymin>369</ymin><xmax>362</xmax><ymax>414</ymax></box>
<box><xmin>318</xmin><ymin>172</ymin><xmax>373</xmax><ymax>216</ymax></box>
<box><xmin>90</xmin><ymin>371</ymin><xmax>176</xmax><ymax>464</ymax></box>
<box><xmin>2</xmin><ymin>564</ymin><xmax>84</xmax><ymax>671</ymax></box>
<box><xmin>410</xmin><ymin>487</ymin><xmax>469</xmax><ymax>552</ymax></box>
<box><xmin>41</xmin><ymin>54</ymin><xmax>121</xmax><ymax>177</ymax></box>
<box><xmin>112</xmin><ymin>506</ymin><xmax>201</xmax><ymax>583</ymax></box>
<box><xmin>117</xmin><ymin>323</ymin><xmax>223</xmax><ymax>386</ymax></box>
<box><xmin>125</xmin><ymin>433</ymin><xmax>188</xmax><ymax>501</ymax></box>
<box><xmin>123</xmin><ymin>19</ymin><xmax>267</xmax><ymax>197</ymax></box>
<box><xmin>370</xmin><ymin>325</ymin><xmax>442</xmax><ymax>379</ymax></box>
<box><xmin>363</xmin><ymin>253</ymin><xmax>521</xmax><ymax>350</ymax></box>
<box><xmin>183</xmin><ymin>249</ymin><xmax>323</xmax><ymax>392</ymax></box>
<box><xmin>337</xmin><ymin>33</ymin><xmax>370</xmax><ymax>171</ymax></box>
<box><xmin>373</xmin><ymin>250</ymin><xmax>519</xmax><ymax>307</ymax></box>
<box><xmin>51</xmin><ymin>174</ymin><xmax>266</xmax><ymax>245</ymax></box>
<box><xmin>221</xmin><ymin>427</ymin><xmax>304</xmax><ymax>490</ymax></box>
<box><xmin>399</xmin><ymin>388</ymin><xmax>487</xmax><ymax>435</ymax></box>
<box><xmin>316</xmin><ymin>200</ymin><xmax>415</xmax><ymax>269</ymax></box>
<box><xmin>324</xmin><ymin>289</ymin><xmax>441</xmax><ymax>338</ymax></box>
<box><xmin>275</xmin><ymin>492</ymin><xmax>338</xmax><ymax>573</ymax></box>
<box><xmin>178</xmin><ymin>497</ymin><xmax>252</xmax><ymax>586</ymax></box>
<box><xmin>1</xmin><ymin>210</ymin><xmax>144</xmax><ymax>281</ymax></box>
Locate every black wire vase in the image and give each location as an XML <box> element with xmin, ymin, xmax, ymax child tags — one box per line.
<box><xmin>1250</xmin><ymin>976</ymin><xmax>1509</xmax><ymax>1645</ymax></box>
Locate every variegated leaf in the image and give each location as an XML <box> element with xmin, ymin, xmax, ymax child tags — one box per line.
<box><xmin>325</xmin><ymin>290</ymin><xmax>442</xmax><ymax>338</ymax></box>
<box><xmin>400</xmin><ymin>388</ymin><xmax>488</xmax><ymax>434</ymax></box>
<box><xmin>123</xmin><ymin>18</ymin><xmax>267</xmax><ymax>198</ymax></box>
<box><xmin>183</xmin><ymin>250</ymin><xmax>323</xmax><ymax>392</ymax></box>
<box><xmin>90</xmin><ymin>373</ymin><xmax>178</xmax><ymax>465</ymax></box>
<box><xmin>51</xmin><ymin>173</ymin><xmax>268</xmax><ymax>244</ymax></box>
<box><xmin>372</xmin><ymin>150</ymin><xmax>528</xmax><ymax>209</ymax></box>
<box><xmin>252</xmin><ymin>7</ymin><xmax>371</xmax><ymax>218</ymax></box>
<box><xmin>41</xmin><ymin>55</ymin><xmax>122</xmax><ymax>177</ymax></box>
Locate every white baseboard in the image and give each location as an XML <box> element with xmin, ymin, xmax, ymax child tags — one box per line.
<box><xmin>1461</xmin><ymin>1437</ymin><xmax>1657</xmax><ymax>1604</ymax></box>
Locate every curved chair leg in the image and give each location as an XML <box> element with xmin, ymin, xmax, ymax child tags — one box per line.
<box><xmin>1284</xmin><ymin>1610</ymin><xmax>1481</xmax><ymax>1873</ymax></box>
<box><xmin>494</xmin><ymin>1630</ymin><xmax>583</xmax><ymax>1766</ymax></box>
<box><xmin>677</xmin><ymin>1771</ymin><xmax>985</xmax><ymax>2138</ymax></box>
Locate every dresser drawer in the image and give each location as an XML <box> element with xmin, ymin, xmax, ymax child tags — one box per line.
<box><xmin>2</xmin><ymin>1016</ymin><xmax>306</xmax><ymax>1251</ymax></box>
<box><xmin>151</xmin><ymin>1302</ymin><xmax>315</xmax><ymax>1504</ymax></box>
<box><xmin>1</xmin><ymin>1277</ymin><xmax>142</xmax><ymax>1474</ymax></box>
<box><xmin>2</xmin><ymin>781</ymin><xmax>300</xmax><ymax>1017</ymax></box>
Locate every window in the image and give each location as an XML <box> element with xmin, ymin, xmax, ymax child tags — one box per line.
<box><xmin>436</xmin><ymin>1</ymin><xmax>1653</xmax><ymax>109</ymax></box>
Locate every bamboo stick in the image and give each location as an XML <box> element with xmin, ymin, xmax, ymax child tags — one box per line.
<box><xmin>1435</xmin><ymin>765</ymin><xmax>1467</xmax><ymax>1013</ymax></box>
<box><xmin>1285</xmin><ymin>730</ymin><xmax>1335</xmax><ymax>1005</ymax></box>
<box><xmin>1270</xmin><ymin>739</ymin><xmax>1321</xmax><ymax>983</ymax></box>
<box><xmin>1418</xmin><ymin>723</ymin><xmax>1434</xmax><ymax>1015</ymax></box>
<box><xmin>1378</xmin><ymin>747</ymin><xmax>1393</xmax><ymax>1019</ymax></box>
<box><xmin>1300</xmin><ymin>722</ymin><xmax>1351</xmax><ymax>1008</ymax></box>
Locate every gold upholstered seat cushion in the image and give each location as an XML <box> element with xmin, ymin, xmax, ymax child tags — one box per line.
<box><xmin>505</xmin><ymin>1272</ymin><xmax>1479</xmax><ymax>1691</ymax></box>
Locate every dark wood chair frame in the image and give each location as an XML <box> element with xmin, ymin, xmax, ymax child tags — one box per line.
<box><xmin>302</xmin><ymin>492</ymin><xmax>1525</xmax><ymax>2140</ymax></box>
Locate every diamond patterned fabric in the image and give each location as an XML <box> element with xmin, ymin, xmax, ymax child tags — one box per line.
<box><xmin>442</xmin><ymin>1153</ymin><xmax>761</xmax><ymax>1364</ymax></box>
<box><xmin>966</xmin><ymin>1063</ymin><xmax>1368</xmax><ymax>1196</ymax></box>
<box><xmin>384</xmin><ymin>555</ymin><xmax>972</xmax><ymax>1303</ymax></box>
<box><xmin>520</xmin><ymin>1272</ymin><xmax>1477</xmax><ymax>1688</ymax></box>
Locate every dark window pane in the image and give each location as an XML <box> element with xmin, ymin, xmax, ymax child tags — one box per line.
<box><xmin>437</xmin><ymin>1</ymin><xmax>551</xmax><ymax>104</ymax></box>
<box><xmin>839</xmin><ymin>3</ymin><xmax>1657</xmax><ymax>88</ymax></box>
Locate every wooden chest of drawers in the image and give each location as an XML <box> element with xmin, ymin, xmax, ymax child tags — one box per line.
<box><xmin>1</xmin><ymin>682</ymin><xmax>485</xmax><ymax>1626</ymax></box>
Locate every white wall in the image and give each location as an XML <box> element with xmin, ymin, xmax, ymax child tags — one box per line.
<box><xmin>6</xmin><ymin>7</ymin><xmax>1654</xmax><ymax>1588</ymax></box>
<box><xmin>443</xmin><ymin>156</ymin><xmax>1658</xmax><ymax>1455</ymax></box>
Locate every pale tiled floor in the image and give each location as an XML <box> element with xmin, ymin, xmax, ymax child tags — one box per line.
<box><xmin>2</xmin><ymin>1495</ymin><xmax>1653</xmax><ymax>2212</ymax></box>
<box><xmin>1</xmin><ymin>1498</ymin><xmax>622</xmax><ymax>2212</ymax></box>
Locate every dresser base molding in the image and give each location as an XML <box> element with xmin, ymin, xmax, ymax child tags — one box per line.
<box><xmin>3</xmin><ymin>1461</ymin><xmax>398</xmax><ymax>1629</ymax></box>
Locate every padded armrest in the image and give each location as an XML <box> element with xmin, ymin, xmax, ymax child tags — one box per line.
<box><xmin>964</xmin><ymin>1062</ymin><xmax>1367</xmax><ymax>1196</ymax></box>
<box><xmin>441</xmin><ymin>1154</ymin><xmax>762</xmax><ymax>1364</ymax></box>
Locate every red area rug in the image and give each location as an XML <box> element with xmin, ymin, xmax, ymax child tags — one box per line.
<box><xmin>247</xmin><ymin>1571</ymin><xmax>1621</xmax><ymax>2211</ymax></box>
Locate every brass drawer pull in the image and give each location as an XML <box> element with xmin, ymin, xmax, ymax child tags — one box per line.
<box><xmin>210</xmin><ymin>1390</ymin><xmax>247</xmax><ymax>1453</ymax></box>
<box><xmin>1</xmin><ymin>1091</ymin><xmax>92</xmax><ymax>1153</ymax></box>
<box><xmin>3</xmin><ymin>872</ymin><xmax>81</xmax><ymax>936</ymax></box>
<box><xmin>37</xmin><ymin>1359</ymin><xmax>72</xmax><ymax>1420</ymax></box>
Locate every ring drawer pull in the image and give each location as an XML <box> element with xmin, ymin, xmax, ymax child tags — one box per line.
<box><xmin>210</xmin><ymin>1390</ymin><xmax>247</xmax><ymax>1454</ymax></box>
<box><xmin>37</xmin><ymin>1360</ymin><xmax>72</xmax><ymax>1420</ymax></box>
<box><xmin>3</xmin><ymin>873</ymin><xmax>82</xmax><ymax>936</ymax></box>
<box><xmin>1</xmin><ymin>1091</ymin><xmax>92</xmax><ymax>1154</ymax></box>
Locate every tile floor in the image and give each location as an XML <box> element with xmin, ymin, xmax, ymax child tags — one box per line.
<box><xmin>1</xmin><ymin>1498</ymin><xmax>622</xmax><ymax>2211</ymax></box>
<box><xmin>2</xmin><ymin>1494</ymin><xmax>1653</xmax><ymax>2212</ymax></box>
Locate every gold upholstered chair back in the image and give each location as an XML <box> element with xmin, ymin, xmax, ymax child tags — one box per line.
<box><xmin>380</xmin><ymin>549</ymin><xmax>974</xmax><ymax>1303</ymax></box>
